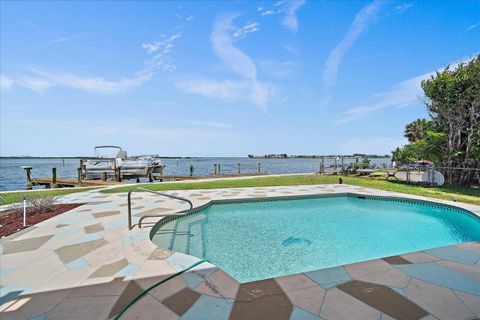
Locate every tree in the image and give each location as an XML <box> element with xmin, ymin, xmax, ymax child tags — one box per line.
<box><xmin>404</xmin><ymin>119</ymin><xmax>432</xmax><ymax>142</ymax></box>
<box><xmin>392</xmin><ymin>55</ymin><xmax>479</xmax><ymax>185</ymax></box>
<box><xmin>421</xmin><ymin>55</ymin><xmax>480</xmax><ymax>184</ymax></box>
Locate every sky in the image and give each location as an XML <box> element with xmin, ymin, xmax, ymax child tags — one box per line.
<box><xmin>1</xmin><ymin>0</ymin><xmax>479</xmax><ymax>157</ymax></box>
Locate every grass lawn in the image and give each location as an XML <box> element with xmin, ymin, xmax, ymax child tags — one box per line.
<box><xmin>101</xmin><ymin>174</ymin><xmax>480</xmax><ymax>205</ymax></box>
<box><xmin>0</xmin><ymin>188</ymin><xmax>97</xmax><ymax>206</ymax></box>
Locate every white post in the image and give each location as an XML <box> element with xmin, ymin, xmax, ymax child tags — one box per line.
<box><xmin>23</xmin><ymin>197</ymin><xmax>27</xmax><ymax>227</ymax></box>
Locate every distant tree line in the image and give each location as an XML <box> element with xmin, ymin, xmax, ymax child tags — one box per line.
<box><xmin>392</xmin><ymin>55</ymin><xmax>479</xmax><ymax>185</ymax></box>
<box><xmin>248</xmin><ymin>154</ymin><xmax>390</xmax><ymax>159</ymax></box>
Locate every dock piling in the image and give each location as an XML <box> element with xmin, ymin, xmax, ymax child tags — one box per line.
<box><xmin>77</xmin><ymin>167</ymin><xmax>82</xmax><ymax>186</ymax></box>
<box><xmin>22</xmin><ymin>166</ymin><xmax>33</xmax><ymax>190</ymax></box>
<box><xmin>52</xmin><ymin>167</ymin><xmax>58</xmax><ymax>188</ymax></box>
<box><xmin>79</xmin><ymin>159</ymin><xmax>84</xmax><ymax>180</ymax></box>
<box><xmin>116</xmin><ymin>167</ymin><xmax>122</xmax><ymax>182</ymax></box>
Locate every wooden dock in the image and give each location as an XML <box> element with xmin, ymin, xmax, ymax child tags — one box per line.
<box><xmin>32</xmin><ymin>177</ymin><xmax>126</xmax><ymax>188</ymax></box>
<box><xmin>28</xmin><ymin>173</ymin><xmax>269</xmax><ymax>189</ymax></box>
<box><xmin>22</xmin><ymin>163</ymin><xmax>270</xmax><ymax>189</ymax></box>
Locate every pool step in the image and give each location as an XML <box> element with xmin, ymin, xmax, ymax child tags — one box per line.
<box><xmin>170</xmin><ymin>214</ymin><xmax>207</xmax><ymax>255</ymax></box>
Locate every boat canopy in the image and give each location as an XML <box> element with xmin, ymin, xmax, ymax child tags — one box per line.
<box><xmin>94</xmin><ymin>146</ymin><xmax>126</xmax><ymax>158</ymax></box>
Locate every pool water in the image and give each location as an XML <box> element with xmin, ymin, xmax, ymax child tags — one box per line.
<box><xmin>151</xmin><ymin>196</ymin><xmax>480</xmax><ymax>283</ymax></box>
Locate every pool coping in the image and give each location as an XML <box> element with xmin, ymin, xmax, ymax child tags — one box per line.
<box><xmin>1</xmin><ymin>184</ymin><xmax>479</xmax><ymax>319</ymax></box>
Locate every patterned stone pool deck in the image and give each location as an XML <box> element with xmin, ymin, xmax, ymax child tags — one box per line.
<box><xmin>0</xmin><ymin>184</ymin><xmax>479</xmax><ymax>320</ymax></box>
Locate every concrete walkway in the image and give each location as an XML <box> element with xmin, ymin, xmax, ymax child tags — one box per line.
<box><xmin>0</xmin><ymin>184</ymin><xmax>479</xmax><ymax>320</ymax></box>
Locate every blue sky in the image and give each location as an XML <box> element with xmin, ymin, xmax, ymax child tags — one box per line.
<box><xmin>1</xmin><ymin>0</ymin><xmax>479</xmax><ymax>157</ymax></box>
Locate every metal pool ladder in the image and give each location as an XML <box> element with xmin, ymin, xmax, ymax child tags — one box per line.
<box><xmin>127</xmin><ymin>187</ymin><xmax>194</xmax><ymax>230</ymax></box>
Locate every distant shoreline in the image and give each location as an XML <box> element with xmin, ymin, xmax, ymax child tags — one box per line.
<box><xmin>1</xmin><ymin>154</ymin><xmax>391</xmax><ymax>160</ymax></box>
<box><xmin>248</xmin><ymin>154</ymin><xmax>391</xmax><ymax>159</ymax></box>
<box><xmin>0</xmin><ymin>156</ymin><xmax>195</xmax><ymax>159</ymax></box>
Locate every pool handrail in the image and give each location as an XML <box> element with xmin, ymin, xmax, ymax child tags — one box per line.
<box><xmin>127</xmin><ymin>187</ymin><xmax>194</xmax><ymax>230</ymax></box>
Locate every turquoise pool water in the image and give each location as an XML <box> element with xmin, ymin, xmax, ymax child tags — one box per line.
<box><xmin>151</xmin><ymin>196</ymin><xmax>480</xmax><ymax>283</ymax></box>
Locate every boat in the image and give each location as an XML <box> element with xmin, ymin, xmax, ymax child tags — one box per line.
<box><xmin>83</xmin><ymin>146</ymin><xmax>164</xmax><ymax>180</ymax></box>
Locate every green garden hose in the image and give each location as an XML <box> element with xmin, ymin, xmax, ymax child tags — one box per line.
<box><xmin>114</xmin><ymin>259</ymin><xmax>209</xmax><ymax>320</ymax></box>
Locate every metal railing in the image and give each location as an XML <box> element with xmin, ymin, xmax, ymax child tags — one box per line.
<box><xmin>127</xmin><ymin>187</ymin><xmax>194</xmax><ymax>230</ymax></box>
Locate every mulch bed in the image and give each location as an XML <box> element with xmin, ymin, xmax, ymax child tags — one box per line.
<box><xmin>0</xmin><ymin>203</ymin><xmax>84</xmax><ymax>238</ymax></box>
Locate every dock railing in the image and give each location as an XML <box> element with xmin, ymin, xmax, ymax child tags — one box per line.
<box><xmin>127</xmin><ymin>187</ymin><xmax>194</xmax><ymax>230</ymax></box>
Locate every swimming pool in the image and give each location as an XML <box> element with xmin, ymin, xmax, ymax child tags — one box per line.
<box><xmin>151</xmin><ymin>195</ymin><xmax>480</xmax><ymax>283</ymax></box>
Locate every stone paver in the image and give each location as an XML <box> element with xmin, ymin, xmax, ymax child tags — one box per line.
<box><xmin>0</xmin><ymin>184</ymin><xmax>479</xmax><ymax>320</ymax></box>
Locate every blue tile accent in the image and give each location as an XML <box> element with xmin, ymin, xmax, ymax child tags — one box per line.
<box><xmin>0</xmin><ymin>268</ymin><xmax>15</xmax><ymax>277</ymax></box>
<box><xmin>65</xmin><ymin>258</ymin><xmax>90</xmax><ymax>270</ymax></box>
<box><xmin>290</xmin><ymin>307</ymin><xmax>324</xmax><ymax>320</ymax></box>
<box><xmin>28</xmin><ymin>312</ymin><xmax>48</xmax><ymax>320</ymax></box>
<box><xmin>180</xmin><ymin>295</ymin><xmax>234</xmax><ymax>320</ymax></box>
<box><xmin>425</xmin><ymin>246</ymin><xmax>479</xmax><ymax>265</ymax></box>
<box><xmin>0</xmin><ymin>287</ymin><xmax>32</xmax><ymax>305</ymax></box>
<box><xmin>53</xmin><ymin>227</ymin><xmax>84</xmax><ymax>238</ymax></box>
<box><xmin>305</xmin><ymin>266</ymin><xmax>351</xmax><ymax>289</ymax></box>
<box><xmin>181</xmin><ymin>265</ymin><xmax>217</xmax><ymax>288</ymax></box>
<box><xmin>391</xmin><ymin>287</ymin><xmax>406</xmax><ymax>297</ymax></box>
<box><xmin>89</xmin><ymin>202</ymin><xmax>120</xmax><ymax>210</ymax></box>
<box><xmin>69</xmin><ymin>232</ymin><xmax>103</xmax><ymax>245</ymax></box>
<box><xmin>396</xmin><ymin>262</ymin><xmax>480</xmax><ymax>296</ymax></box>
<box><xmin>115</xmin><ymin>264</ymin><xmax>141</xmax><ymax>277</ymax></box>
<box><xmin>59</xmin><ymin>215</ymin><xmax>93</xmax><ymax>225</ymax></box>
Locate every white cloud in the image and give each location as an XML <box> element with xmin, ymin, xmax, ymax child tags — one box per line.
<box><xmin>175</xmin><ymin>79</ymin><xmax>250</xmax><ymax>100</ymax></box>
<box><xmin>16</xmin><ymin>76</ymin><xmax>55</xmax><ymax>93</ymax></box>
<box><xmin>284</xmin><ymin>45</ymin><xmax>300</xmax><ymax>56</ymax></box>
<box><xmin>468</xmin><ymin>22</ymin><xmax>480</xmax><ymax>30</ymax></box>
<box><xmin>282</xmin><ymin>0</ymin><xmax>305</xmax><ymax>32</ymax></box>
<box><xmin>394</xmin><ymin>3</ymin><xmax>412</xmax><ymax>14</ymax></box>
<box><xmin>261</xmin><ymin>10</ymin><xmax>275</xmax><ymax>16</ymax></box>
<box><xmin>12</xmin><ymin>30</ymin><xmax>181</xmax><ymax>94</ymax></box>
<box><xmin>257</xmin><ymin>0</ymin><xmax>305</xmax><ymax>31</ymax></box>
<box><xmin>334</xmin><ymin>73</ymin><xmax>429</xmax><ymax>124</ymax></box>
<box><xmin>211</xmin><ymin>14</ymin><xmax>270</xmax><ymax>109</ymax></box>
<box><xmin>0</xmin><ymin>75</ymin><xmax>14</xmax><ymax>90</ymax></box>
<box><xmin>142</xmin><ymin>33</ymin><xmax>181</xmax><ymax>54</ymax></box>
<box><xmin>233</xmin><ymin>22</ymin><xmax>260</xmax><ymax>40</ymax></box>
<box><xmin>22</xmin><ymin>70</ymin><xmax>152</xmax><ymax>94</ymax></box>
<box><xmin>48</xmin><ymin>32</ymin><xmax>97</xmax><ymax>45</ymax></box>
<box><xmin>335</xmin><ymin>55</ymin><xmax>477</xmax><ymax>124</ymax></box>
<box><xmin>141</xmin><ymin>32</ymin><xmax>181</xmax><ymax>72</ymax></box>
<box><xmin>322</xmin><ymin>1</ymin><xmax>383</xmax><ymax>90</ymax></box>
<box><xmin>177</xmin><ymin>14</ymin><xmax>271</xmax><ymax>109</ymax></box>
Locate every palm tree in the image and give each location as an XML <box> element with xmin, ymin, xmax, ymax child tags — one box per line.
<box><xmin>404</xmin><ymin>119</ymin><xmax>432</xmax><ymax>142</ymax></box>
